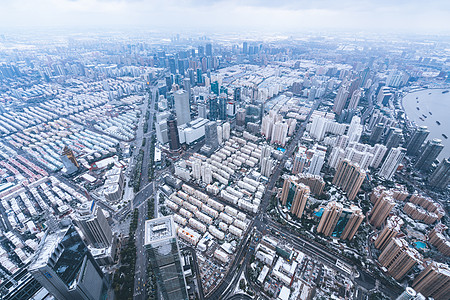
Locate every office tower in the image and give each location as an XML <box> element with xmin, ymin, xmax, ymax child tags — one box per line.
<box><xmin>197</xmin><ymin>45</ymin><xmax>204</xmax><ymax>57</ymax></box>
<box><xmin>218</xmin><ymin>95</ymin><xmax>227</xmax><ymax>120</ymax></box>
<box><xmin>174</xmin><ymin>89</ymin><xmax>191</xmax><ymax>126</ymax></box>
<box><xmin>206</xmin><ymin>43</ymin><xmax>212</xmax><ymax>56</ymax></box>
<box><xmin>317</xmin><ymin>201</ymin><xmax>343</xmax><ymax>236</ymax></box>
<box><xmin>145</xmin><ymin>216</ymin><xmax>188</xmax><ymax>300</ymax></box>
<box><xmin>234</xmin><ymin>87</ymin><xmax>241</xmax><ymax>102</ymax></box>
<box><xmin>168</xmin><ymin>57</ymin><xmax>177</xmax><ymax>74</ymax></box>
<box><xmin>385</xmin><ymin>128</ymin><xmax>403</xmax><ymax>150</ymax></box>
<box><xmin>332</xmin><ymin>159</ymin><xmax>366</xmax><ymax>201</ymax></box>
<box><xmin>29</xmin><ymin>226</ymin><xmax>108</xmax><ymax>300</ymax></box>
<box><xmin>309</xmin><ymin>116</ymin><xmax>328</xmax><ymax>141</ymax></box>
<box><xmin>378</xmin><ymin>238</ymin><xmax>422</xmax><ymax>281</ymax></box>
<box><xmin>333</xmin><ymin>84</ymin><xmax>349</xmax><ymax>115</ymax></box>
<box><xmin>280</xmin><ymin>176</ymin><xmax>310</xmax><ymax>218</ymax></box>
<box><xmin>371</xmin><ymin>144</ymin><xmax>388</xmax><ymax>168</ymax></box>
<box><xmin>211</xmin><ymin>81</ymin><xmax>219</xmax><ymax>95</ymax></box>
<box><xmin>167</xmin><ymin>115</ymin><xmax>181</xmax><ymax>151</ymax></box>
<box><xmin>222</xmin><ymin>122</ymin><xmax>230</xmax><ymax>140</ymax></box>
<box><xmin>208</xmin><ymin>95</ymin><xmax>219</xmax><ymax>121</ymax></box>
<box><xmin>369</xmin><ymin>123</ymin><xmax>384</xmax><ymax>145</ymax></box>
<box><xmin>428</xmin><ymin>158</ymin><xmax>450</xmax><ymax>190</ymax></box>
<box><xmin>340</xmin><ymin>206</ymin><xmax>364</xmax><ymax>240</ymax></box>
<box><xmin>415</xmin><ymin>138</ymin><xmax>444</xmax><ymax>172</ymax></box>
<box><xmin>347</xmin><ymin>116</ymin><xmax>363</xmax><ymax>143</ymax></box>
<box><xmin>377</xmin><ymin>86</ymin><xmax>393</xmax><ymax>106</ymax></box>
<box><xmin>308</xmin><ymin>150</ymin><xmax>325</xmax><ymax>175</ymax></box>
<box><xmin>374</xmin><ymin>216</ymin><xmax>403</xmax><ymax>250</ymax></box>
<box><xmin>292</xmin><ymin>147</ymin><xmax>307</xmax><ymax>174</ymax></box>
<box><xmin>378</xmin><ymin>147</ymin><xmax>406</xmax><ymax>180</ymax></box>
<box><xmin>61</xmin><ymin>145</ymin><xmax>79</xmax><ymax>174</ymax></box>
<box><xmin>348</xmin><ymin>89</ymin><xmax>361</xmax><ymax>110</ymax></box>
<box><xmin>75</xmin><ymin>201</ymin><xmax>112</xmax><ymax>248</ymax></box>
<box><xmin>205</xmin><ymin>121</ymin><xmax>219</xmax><ymax>151</ymax></box>
<box><xmin>297</xmin><ymin>173</ymin><xmax>325</xmax><ymax>196</ymax></box>
<box><xmin>236</xmin><ymin>108</ymin><xmax>246</xmax><ymax>127</ymax></box>
<box><xmin>412</xmin><ymin>262</ymin><xmax>450</xmax><ymax>300</ymax></box>
<box><xmin>243</xmin><ymin>42</ymin><xmax>248</xmax><ymax>54</ymax></box>
<box><xmin>166</xmin><ymin>75</ymin><xmax>173</xmax><ymax>91</ymax></box>
<box><xmin>196</xmin><ymin>68</ymin><xmax>203</xmax><ymax>85</ymax></box>
<box><xmin>198</xmin><ymin>102</ymin><xmax>207</xmax><ymax>118</ymax></box>
<box><xmin>406</xmin><ymin>126</ymin><xmax>430</xmax><ymax>156</ymax></box>
<box><xmin>396</xmin><ymin>287</ymin><xmax>425</xmax><ymax>300</ymax></box>
<box><xmin>369</xmin><ymin>194</ymin><xmax>395</xmax><ymax>228</ymax></box>
<box><xmin>183</xmin><ymin>77</ymin><xmax>191</xmax><ymax>95</ymax></box>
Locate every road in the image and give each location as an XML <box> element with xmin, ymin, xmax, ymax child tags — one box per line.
<box><xmin>133</xmin><ymin>199</ymin><xmax>148</xmax><ymax>300</ymax></box>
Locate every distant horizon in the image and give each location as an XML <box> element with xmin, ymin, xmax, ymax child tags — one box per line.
<box><xmin>0</xmin><ymin>0</ymin><xmax>449</xmax><ymax>36</ymax></box>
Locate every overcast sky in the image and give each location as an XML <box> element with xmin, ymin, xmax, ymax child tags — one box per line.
<box><xmin>0</xmin><ymin>0</ymin><xmax>449</xmax><ymax>34</ymax></box>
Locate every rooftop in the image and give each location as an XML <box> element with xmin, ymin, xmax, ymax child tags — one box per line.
<box><xmin>144</xmin><ymin>216</ymin><xmax>176</xmax><ymax>245</ymax></box>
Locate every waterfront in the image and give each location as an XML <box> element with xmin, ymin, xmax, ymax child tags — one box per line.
<box><xmin>402</xmin><ymin>88</ymin><xmax>450</xmax><ymax>160</ymax></box>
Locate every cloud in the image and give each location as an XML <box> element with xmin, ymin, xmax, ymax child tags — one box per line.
<box><xmin>0</xmin><ymin>0</ymin><xmax>448</xmax><ymax>34</ymax></box>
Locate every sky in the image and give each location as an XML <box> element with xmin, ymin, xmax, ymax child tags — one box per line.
<box><xmin>0</xmin><ymin>0</ymin><xmax>449</xmax><ymax>34</ymax></box>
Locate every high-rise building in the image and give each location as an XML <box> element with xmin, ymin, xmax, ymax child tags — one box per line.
<box><xmin>374</xmin><ymin>216</ymin><xmax>403</xmax><ymax>250</ymax></box>
<box><xmin>234</xmin><ymin>87</ymin><xmax>241</xmax><ymax>102</ymax></box>
<box><xmin>378</xmin><ymin>147</ymin><xmax>406</xmax><ymax>180</ymax></box>
<box><xmin>205</xmin><ymin>43</ymin><xmax>212</xmax><ymax>57</ymax></box>
<box><xmin>261</xmin><ymin>157</ymin><xmax>274</xmax><ymax>177</ymax></box>
<box><xmin>369</xmin><ymin>123</ymin><xmax>385</xmax><ymax>145</ymax></box>
<box><xmin>75</xmin><ymin>201</ymin><xmax>113</xmax><ymax>248</ymax></box>
<box><xmin>406</xmin><ymin>126</ymin><xmax>429</xmax><ymax>156</ymax></box>
<box><xmin>316</xmin><ymin>201</ymin><xmax>363</xmax><ymax>240</ymax></box>
<box><xmin>415</xmin><ymin>138</ymin><xmax>444</xmax><ymax>172</ymax></box>
<box><xmin>292</xmin><ymin>147</ymin><xmax>307</xmax><ymax>174</ymax></box>
<box><xmin>428</xmin><ymin>158</ymin><xmax>450</xmax><ymax>190</ymax></box>
<box><xmin>333</xmin><ymin>84</ymin><xmax>349</xmax><ymax>115</ymax></box>
<box><xmin>243</xmin><ymin>42</ymin><xmax>248</xmax><ymax>54</ymax></box>
<box><xmin>205</xmin><ymin>121</ymin><xmax>219</xmax><ymax>151</ymax></box>
<box><xmin>347</xmin><ymin>116</ymin><xmax>363</xmax><ymax>143</ymax></box>
<box><xmin>297</xmin><ymin>173</ymin><xmax>325</xmax><ymax>196</ymax></box>
<box><xmin>308</xmin><ymin>150</ymin><xmax>325</xmax><ymax>175</ymax></box>
<box><xmin>270</xmin><ymin>121</ymin><xmax>288</xmax><ymax>146</ymax></box>
<box><xmin>412</xmin><ymin>262</ymin><xmax>450</xmax><ymax>300</ymax></box>
<box><xmin>145</xmin><ymin>216</ymin><xmax>188</xmax><ymax>300</ymax></box>
<box><xmin>174</xmin><ymin>89</ymin><xmax>191</xmax><ymax>126</ymax></box>
<box><xmin>332</xmin><ymin>159</ymin><xmax>366</xmax><ymax>200</ymax></box>
<box><xmin>198</xmin><ymin>102</ymin><xmax>207</xmax><ymax>118</ymax></box>
<box><xmin>348</xmin><ymin>89</ymin><xmax>362</xmax><ymax>110</ymax></box>
<box><xmin>309</xmin><ymin>116</ymin><xmax>328</xmax><ymax>141</ymax></box>
<box><xmin>280</xmin><ymin>176</ymin><xmax>310</xmax><ymax>218</ymax></box>
<box><xmin>29</xmin><ymin>226</ymin><xmax>108</xmax><ymax>300</ymax></box>
<box><xmin>369</xmin><ymin>194</ymin><xmax>395</xmax><ymax>228</ymax></box>
<box><xmin>208</xmin><ymin>95</ymin><xmax>219</xmax><ymax>121</ymax></box>
<box><xmin>378</xmin><ymin>238</ymin><xmax>422</xmax><ymax>281</ymax></box>
<box><xmin>222</xmin><ymin>122</ymin><xmax>230</xmax><ymax>141</ymax></box>
<box><xmin>385</xmin><ymin>128</ymin><xmax>403</xmax><ymax>150</ymax></box>
<box><xmin>167</xmin><ymin>114</ymin><xmax>181</xmax><ymax>151</ymax></box>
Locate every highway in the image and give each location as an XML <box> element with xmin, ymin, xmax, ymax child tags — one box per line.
<box><xmin>133</xmin><ymin>200</ymin><xmax>148</xmax><ymax>300</ymax></box>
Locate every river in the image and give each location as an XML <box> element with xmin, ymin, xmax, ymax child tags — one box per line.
<box><xmin>402</xmin><ymin>88</ymin><xmax>450</xmax><ymax>160</ymax></box>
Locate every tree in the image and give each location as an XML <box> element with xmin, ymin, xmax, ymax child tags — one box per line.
<box><xmin>239</xmin><ymin>278</ymin><xmax>246</xmax><ymax>290</ymax></box>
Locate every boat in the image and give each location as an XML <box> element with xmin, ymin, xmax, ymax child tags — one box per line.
<box><xmin>420</xmin><ymin>117</ymin><xmax>424</xmax><ymax>121</ymax></box>
<box><xmin>442</xmin><ymin>134</ymin><xmax>448</xmax><ymax>139</ymax></box>
<box><xmin>416</xmin><ymin>107</ymin><xmax>420</xmax><ymax>110</ymax></box>
<box><xmin>429</xmin><ymin>92</ymin><xmax>432</xmax><ymax>95</ymax></box>
<box><xmin>437</xmin><ymin>121</ymin><xmax>441</xmax><ymax>125</ymax></box>
<box><xmin>443</xmin><ymin>90</ymin><xmax>449</xmax><ymax>94</ymax></box>
<box><xmin>422</xmin><ymin>114</ymin><xmax>427</xmax><ymax>119</ymax></box>
<box><xmin>416</xmin><ymin>97</ymin><xmax>419</xmax><ymax>99</ymax></box>
<box><xmin>429</xmin><ymin>112</ymin><xmax>432</xmax><ymax>115</ymax></box>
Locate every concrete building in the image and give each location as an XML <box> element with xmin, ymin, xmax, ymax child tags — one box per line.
<box><xmin>75</xmin><ymin>201</ymin><xmax>113</xmax><ymax>248</ymax></box>
<box><xmin>412</xmin><ymin>262</ymin><xmax>450</xmax><ymax>300</ymax></box>
<box><xmin>378</xmin><ymin>147</ymin><xmax>406</xmax><ymax>180</ymax></box>
<box><xmin>369</xmin><ymin>194</ymin><xmax>396</xmax><ymax>228</ymax></box>
<box><xmin>145</xmin><ymin>216</ymin><xmax>188</xmax><ymax>300</ymax></box>
<box><xmin>174</xmin><ymin>89</ymin><xmax>191</xmax><ymax>126</ymax></box>
<box><xmin>428</xmin><ymin>158</ymin><xmax>450</xmax><ymax>190</ymax></box>
<box><xmin>316</xmin><ymin>201</ymin><xmax>363</xmax><ymax>240</ymax></box>
<box><xmin>406</xmin><ymin>126</ymin><xmax>429</xmax><ymax>156</ymax></box>
<box><xmin>281</xmin><ymin>176</ymin><xmax>310</xmax><ymax>218</ymax></box>
<box><xmin>374</xmin><ymin>216</ymin><xmax>403</xmax><ymax>251</ymax></box>
<box><xmin>332</xmin><ymin>159</ymin><xmax>366</xmax><ymax>201</ymax></box>
<box><xmin>29</xmin><ymin>226</ymin><xmax>108</xmax><ymax>300</ymax></box>
<box><xmin>378</xmin><ymin>238</ymin><xmax>422</xmax><ymax>281</ymax></box>
<box><xmin>167</xmin><ymin>114</ymin><xmax>181</xmax><ymax>151</ymax></box>
<box><xmin>415</xmin><ymin>139</ymin><xmax>444</xmax><ymax>172</ymax></box>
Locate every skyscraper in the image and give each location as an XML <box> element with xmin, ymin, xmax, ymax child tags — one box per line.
<box><xmin>369</xmin><ymin>123</ymin><xmax>385</xmax><ymax>145</ymax></box>
<box><xmin>415</xmin><ymin>138</ymin><xmax>444</xmax><ymax>172</ymax></box>
<box><xmin>428</xmin><ymin>158</ymin><xmax>450</xmax><ymax>190</ymax></box>
<box><xmin>167</xmin><ymin>114</ymin><xmax>181</xmax><ymax>151</ymax></box>
<box><xmin>281</xmin><ymin>176</ymin><xmax>310</xmax><ymax>218</ymax></box>
<box><xmin>347</xmin><ymin>116</ymin><xmax>363</xmax><ymax>143</ymax></box>
<box><xmin>332</xmin><ymin>159</ymin><xmax>366</xmax><ymax>201</ymax></box>
<box><xmin>348</xmin><ymin>89</ymin><xmax>362</xmax><ymax>110</ymax></box>
<box><xmin>316</xmin><ymin>202</ymin><xmax>363</xmax><ymax>240</ymax></box>
<box><xmin>385</xmin><ymin>128</ymin><xmax>403</xmax><ymax>150</ymax></box>
<box><xmin>145</xmin><ymin>216</ymin><xmax>188</xmax><ymax>300</ymax></box>
<box><xmin>29</xmin><ymin>226</ymin><xmax>108</xmax><ymax>300</ymax></box>
<box><xmin>369</xmin><ymin>194</ymin><xmax>395</xmax><ymax>228</ymax></box>
<box><xmin>406</xmin><ymin>126</ymin><xmax>429</xmax><ymax>156</ymax></box>
<box><xmin>208</xmin><ymin>95</ymin><xmax>219</xmax><ymax>121</ymax></box>
<box><xmin>374</xmin><ymin>216</ymin><xmax>403</xmax><ymax>250</ymax></box>
<box><xmin>308</xmin><ymin>150</ymin><xmax>325</xmax><ymax>175</ymax></box>
<box><xmin>205</xmin><ymin>43</ymin><xmax>212</xmax><ymax>57</ymax></box>
<box><xmin>174</xmin><ymin>89</ymin><xmax>191</xmax><ymax>126</ymax></box>
<box><xmin>75</xmin><ymin>201</ymin><xmax>113</xmax><ymax>248</ymax></box>
<box><xmin>378</xmin><ymin>147</ymin><xmax>406</xmax><ymax>180</ymax></box>
<box><xmin>205</xmin><ymin>121</ymin><xmax>219</xmax><ymax>151</ymax></box>
<box><xmin>333</xmin><ymin>84</ymin><xmax>349</xmax><ymax>115</ymax></box>
<box><xmin>378</xmin><ymin>238</ymin><xmax>422</xmax><ymax>281</ymax></box>
<box><xmin>412</xmin><ymin>261</ymin><xmax>450</xmax><ymax>300</ymax></box>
